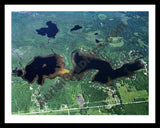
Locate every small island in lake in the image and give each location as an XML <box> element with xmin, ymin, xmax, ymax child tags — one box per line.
<box><xmin>13</xmin><ymin>54</ymin><xmax>69</xmax><ymax>85</ymax></box>
<box><xmin>12</xmin><ymin>50</ymin><xmax>144</xmax><ymax>85</ymax></box>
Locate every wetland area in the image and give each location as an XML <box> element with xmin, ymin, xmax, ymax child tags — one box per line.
<box><xmin>12</xmin><ymin>11</ymin><xmax>149</xmax><ymax>115</ymax></box>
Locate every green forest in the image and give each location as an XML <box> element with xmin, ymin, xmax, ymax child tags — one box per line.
<box><xmin>12</xmin><ymin>11</ymin><xmax>149</xmax><ymax>115</ymax></box>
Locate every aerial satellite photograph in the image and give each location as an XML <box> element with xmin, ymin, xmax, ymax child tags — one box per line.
<box><xmin>11</xmin><ymin>11</ymin><xmax>149</xmax><ymax>115</ymax></box>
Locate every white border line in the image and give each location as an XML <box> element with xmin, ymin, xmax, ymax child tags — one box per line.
<box><xmin>7</xmin><ymin>5</ymin><xmax>153</xmax><ymax>11</ymax></box>
<box><xmin>5</xmin><ymin>5</ymin><xmax>155</xmax><ymax>123</ymax></box>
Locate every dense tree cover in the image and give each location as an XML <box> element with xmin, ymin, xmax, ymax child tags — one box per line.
<box><xmin>12</xmin><ymin>79</ymin><xmax>32</xmax><ymax>113</ymax></box>
<box><xmin>133</xmin><ymin>71</ymin><xmax>148</xmax><ymax>92</ymax></box>
<box><xmin>81</xmin><ymin>84</ymin><xmax>108</xmax><ymax>102</ymax></box>
<box><xmin>12</xmin><ymin>12</ymin><xmax>149</xmax><ymax>115</ymax></box>
<box><xmin>99</xmin><ymin>102</ymin><xmax>148</xmax><ymax>115</ymax></box>
<box><xmin>42</xmin><ymin>80</ymin><xmax>82</xmax><ymax>110</ymax></box>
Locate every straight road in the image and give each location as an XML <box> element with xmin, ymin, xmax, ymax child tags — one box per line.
<box><xmin>18</xmin><ymin>100</ymin><xmax>148</xmax><ymax>115</ymax></box>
